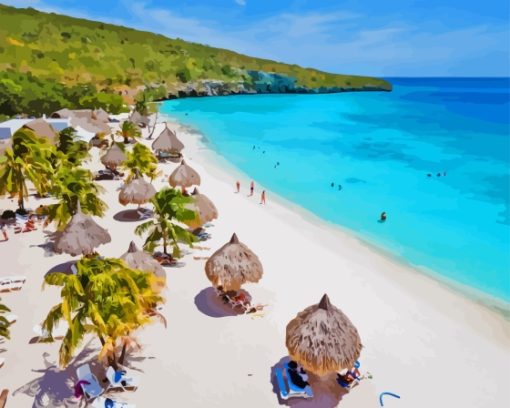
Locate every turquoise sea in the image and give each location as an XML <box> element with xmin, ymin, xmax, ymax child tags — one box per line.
<box><xmin>162</xmin><ymin>78</ymin><xmax>510</xmax><ymax>304</ymax></box>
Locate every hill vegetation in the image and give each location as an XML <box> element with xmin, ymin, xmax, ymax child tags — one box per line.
<box><xmin>0</xmin><ymin>4</ymin><xmax>391</xmax><ymax>117</ymax></box>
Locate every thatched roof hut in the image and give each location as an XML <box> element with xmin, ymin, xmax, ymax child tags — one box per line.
<box><xmin>119</xmin><ymin>174</ymin><xmax>156</xmax><ymax>206</ymax></box>
<box><xmin>120</xmin><ymin>241</ymin><xmax>165</xmax><ymax>278</ymax></box>
<box><xmin>93</xmin><ymin>108</ymin><xmax>109</xmax><ymax>123</ymax></box>
<box><xmin>130</xmin><ymin>111</ymin><xmax>150</xmax><ymax>128</ymax></box>
<box><xmin>53</xmin><ymin>203</ymin><xmax>111</xmax><ymax>256</ymax></box>
<box><xmin>23</xmin><ymin>119</ymin><xmax>59</xmax><ymax>144</ymax></box>
<box><xmin>205</xmin><ymin>233</ymin><xmax>263</xmax><ymax>291</ymax></box>
<box><xmin>185</xmin><ymin>187</ymin><xmax>218</xmax><ymax>229</ymax></box>
<box><xmin>101</xmin><ymin>143</ymin><xmax>126</xmax><ymax>169</ymax></box>
<box><xmin>168</xmin><ymin>160</ymin><xmax>201</xmax><ymax>188</ymax></box>
<box><xmin>152</xmin><ymin>124</ymin><xmax>184</xmax><ymax>153</ymax></box>
<box><xmin>285</xmin><ymin>294</ymin><xmax>362</xmax><ymax>376</ymax></box>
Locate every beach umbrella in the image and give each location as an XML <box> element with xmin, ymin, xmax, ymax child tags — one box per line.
<box><xmin>120</xmin><ymin>241</ymin><xmax>165</xmax><ymax>278</ymax></box>
<box><xmin>152</xmin><ymin>124</ymin><xmax>184</xmax><ymax>154</ymax></box>
<box><xmin>22</xmin><ymin>119</ymin><xmax>59</xmax><ymax>144</ymax></box>
<box><xmin>168</xmin><ymin>160</ymin><xmax>201</xmax><ymax>189</ymax></box>
<box><xmin>205</xmin><ymin>233</ymin><xmax>263</xmax><ymax>291</ymax></box>
<box><xmin>101</xmin><ymin>143</ymin><xmax>126</xmax><ymax>169</ymax></box>
<box><xmin>184</xmin><ymin>187</ymin><xmax>218</xmax><ymax>229</ymax></box>
<box><xmin>285</xmin><ymin>294</ymin><xmax>362</xmax><ymax>376</ymax></box>
<box><xmin>54</xmin><ymin>202</ymin><xmax>111</xmax><ymax>256</ymax></box>
<box><xmin>118</xmin><ymin>173</ymin><xmax>156</xmax><ymax>206</ymax></box>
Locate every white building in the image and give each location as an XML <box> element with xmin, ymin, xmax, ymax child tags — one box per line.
<box><xmin>0</xmin><ymin>117</ymin><xmax>70</xmax><ymax>140</ymax></box>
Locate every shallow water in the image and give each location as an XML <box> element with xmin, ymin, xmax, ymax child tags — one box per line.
<box><xmin>162</xmin><ymin>78</ymin><xmax>510</xmax><ymax>303</ymax></box>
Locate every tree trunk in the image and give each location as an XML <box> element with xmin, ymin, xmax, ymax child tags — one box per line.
<box><xmin>163</xmin><ymin>233</ymin><xmax>168</xmax><ymax>255</ymax></box>
<box><xmin>119</xmin><ymin>341</ymin><xmax>127</xmax><ymax>365</ymax></box>
<box><xmin>18</xmin><ymin>180</ymin><xmax>24</xmax><ymax>211</ymax></box>
<box><xmin>147</xmin><ymin>112</ymin><xmax>158</xmax><ymax>139</ymax></box>
<box><xmin>123</xmin><ymin>136</ymin><xmax>129</xmax><ymax>144</ymax></box>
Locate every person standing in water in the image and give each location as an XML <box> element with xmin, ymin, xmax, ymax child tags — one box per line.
<box><xmin>380</xmin><ymin>212</ymin><xmax>387</xmax><ymax>222</ymax></box>
<box><xmin>249</xmin><ymin>181</ymin><xmax>255</xmax><ymax>196</ymax></box>
<box><xmin>260</xmin><ymin>190</ymin><xmax>266</xmax><ymax>205</ymax></box>
<box><xmin>235</xmin><ymin>180</ymin><xmax>240</xmax><ymax>193</ymax></box>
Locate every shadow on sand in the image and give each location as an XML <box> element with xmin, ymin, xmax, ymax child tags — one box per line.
<box><xmin>269</xmin><ymin>357</ymin><xmax>348</xmax><ymax>408</ymax></box>
<box><xmin>45</xmin><ymin>261</ymin><xmax>77</xmax><ymax>276</ymax></box>
<box><xmin>194</xmin><ymin>287</ymin><xmax>245</xmax><ymax>318</ymax></box>
<box><xmin>13</xmin><ymin>345</ymin><xmax>100</xmax><ymax>408</ymax></box>
<box><xmin>113</xmin><ymin>209</ymin><xmax>153</xmax><ymax>223</ymax></box>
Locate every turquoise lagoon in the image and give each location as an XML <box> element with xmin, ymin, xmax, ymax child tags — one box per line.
<box><xmin>162</xmin><ymin>78</ymin><xmax>510</xmax><ymax>304</ymax></box>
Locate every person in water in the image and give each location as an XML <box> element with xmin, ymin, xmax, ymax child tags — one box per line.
<box><xmin>260</xmin><ymin>190</ymin><xmax>266</xmax><ymax>205</ymax></box>
<box><xmin>249</xmin><ymin>181</ymin><xmax>254</xmax><ymax>196</ymax></box>
<box><xmin>338</xmin><ymin>184</ymin><xmax>342</xmax><ymax>191</ymax></box>
<box><xmin>331</xmin><ymin>182</ymin><xmax>334</xmax><ymax>187</ymax></box>
<box><xmin>235</xmin><ymin>180</ymin><xmax>240</xmax><ymax>193</ymax></box>
<box><xmin>287</xmin><ymin>361</ymin><xmax>310</xmax><ymax>389</ymax></box>
<box><xmin>380</xmin><ymin>212</ymin><xmax>387</xmax><ymax>222</ymax></box>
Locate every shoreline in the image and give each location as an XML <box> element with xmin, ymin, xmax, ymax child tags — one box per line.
<box><xmin>167</xmin><ymin>117</ymin><xmax>510</xmax><ymax>319</ymax></box>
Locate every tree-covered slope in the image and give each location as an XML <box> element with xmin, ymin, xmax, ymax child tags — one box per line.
<box><xmin>0</xmin><ymin>4</ymin><xmax>391</xmax><ymax>116</ymax></box>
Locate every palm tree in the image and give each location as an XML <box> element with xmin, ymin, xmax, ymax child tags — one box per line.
<box><xmin>0</xmin><ymin>129</ymin><xmax>55</xmax><ymax>212</ymax></box>
<box><xmin>42</xmin><ymin>256</ymin><xmax>164</xmax><ymax>368</ymax></box>
<box><xmin>123</xmin><ymin>143</ymin><xmax>159</xmax><ymax>182</ymax></box>
<box><xmin>0</xmin><ymin>298</ymin><xmax>11</xmax><ymax>340</ymax></box>
<box><xmin>46</xmin><ymin>166</ymin><xmax>107</xmax><ymax>230</ymax></box>
<box><xmin>135</xmin><ymin>93</ymin><xmax>159</xmax><ymax>139</ymax></box>
<box><xmin>57</xmin><ymin>127</ymin><xmax>90</xmax><ymax>166</ymax></box>
<box><xmin>135</xmin><ymin>187</ymin><xmax>196</xmax><ymax>258</ymax></box>
<box><xmin>116</xmin><ymin>121</ymin><xmax>141</xmax><ymax>144</ymax></box>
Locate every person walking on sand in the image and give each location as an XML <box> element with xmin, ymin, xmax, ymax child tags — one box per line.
<box><xmin>249</xmin><ymin>181</ymin><xmax>254</xmax><ymax>196</ymax></box>
<box><xmin>235</xmin><ymin>180</ymin><xmax>240</xmax><ymax>193</ymax></box>
<box><xmin>260</xmin><ymin>190</ymin><xmax>266</xmax><ymax>205</ymax></box>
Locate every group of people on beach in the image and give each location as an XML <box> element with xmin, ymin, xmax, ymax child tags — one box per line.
<box><xmin>235</xmin><ymin>180</ymin><xmax>266</xmax><ymax>205</ymax></box>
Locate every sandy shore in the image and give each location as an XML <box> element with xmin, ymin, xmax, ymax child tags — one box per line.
<box><xmin>0</xmin><ymin>118</ymin><xmax>509</xmax><ymax>408</ymax></box>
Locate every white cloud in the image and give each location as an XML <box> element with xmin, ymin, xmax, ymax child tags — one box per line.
<box><xmin>235</xmin><ymin>0</ymin><xmax>246</xmax><ymax>6</ymax></box>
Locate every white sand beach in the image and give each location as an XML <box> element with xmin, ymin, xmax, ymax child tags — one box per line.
<box><xmin>0</xmin><ymin>119</ymin><xmax>509</xmax><ymax>408</ymax></box>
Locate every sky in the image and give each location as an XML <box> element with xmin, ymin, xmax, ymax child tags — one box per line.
<box><xmin>3</xmin><ymin>0</ymin><xmax>510</xmax><ymax>76</ymax></box>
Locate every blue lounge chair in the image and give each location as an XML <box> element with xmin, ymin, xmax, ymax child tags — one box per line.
<box><xmin>275</xmin><ymin>363</ymin><xmax>314</xmax><ymax>400</ymax></box>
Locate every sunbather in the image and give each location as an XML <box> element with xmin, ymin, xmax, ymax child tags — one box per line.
<box><xmin>287</xmin><ymin>361</ymin><xmax>310</xmax><ymax>389</ymax></box>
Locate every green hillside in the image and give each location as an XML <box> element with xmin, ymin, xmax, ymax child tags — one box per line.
<box><xmin>0</xmin><ymin>4</ymin><xmax>391</xmax><ymax>116</ymax></box>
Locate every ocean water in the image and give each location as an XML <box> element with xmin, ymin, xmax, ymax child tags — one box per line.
<box><xmin>161</xmin><ymin>78</ymin><xmax>510</xmax><ymax>304</ymax></box>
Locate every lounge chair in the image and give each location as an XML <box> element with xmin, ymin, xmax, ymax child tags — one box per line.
<box><xmin>275</xmin><ymin>363</ymin><xmax>313</xmax><ymax>400</ymax></box>
<box><xmin>33</xmin><ymin>322</ymin><xmax>68</xmax><ymax>340</ymax></box>
<box><xmin>76</xmin><ymin>364</ymin><xmax>104</xmax><ymax>400</ymax></box>
<box><xmin>91</xmin><ymin>396</ymin><xmax>135</xmax><ymax>408</ymax></box>
<box><xmin>0</xmin><ymin>276</ymin><xmax>26</xmax><ymax>292</ymax></box>
<box><xmin>105</xmin><ymin>366</ymin><xmax>140</xmax><ymax>391</ymax></box>
<box><xmin>5</xmin><ymin>313</ymin><xmax>17</xmax><ymax>324</ymax></box>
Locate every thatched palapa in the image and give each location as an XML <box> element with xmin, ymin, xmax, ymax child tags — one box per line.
<box><xmin>152</xmin><ymin>124</ymin><xmax>184</xmax><ymax>154</ymax></box>
<box><xmin>101</xmin><ymin>143</ymin><xmax>126</xmax><ymax>169</ymax></box>
<box><xmin>168</xmin><ymin>160</ymin><xmax>201</xmax><ymax>188</ymax></box>
<box><xmin>185</xmin><ymin>187</ymin><xmax>218</xmax><ymax>229</ymax></box>
<box><xmin>205</xmin><ymin>233</ymin><xmax>263</xmax><ymax>291</ymax></box>
<box><xmin>119</xmin><ymin>173</ymin><xmax>156</xmax><ymax>206</ymax></box>
<box><xmin>130</xmin><ymin>111</ymin><xmax>150</xmax><ymax>128</ymax></box>
<box><xmin>54</xmin><ymin>203</ymin><xmax>111</xmax><ymax>256</ymax></box>
<box><xmin>286</xmin><ymin>294</ymin><xmax>362</xmax><ymax>376</ymax></box>
<box><xmin>22</xmin><ymin>119</ymin><xmax>59</xmax><ymax>144</ymax></box>
<box><xmin>121</xmin><ymin>241</ymin><xmax>165</xmax><ymax>278</ymax></box>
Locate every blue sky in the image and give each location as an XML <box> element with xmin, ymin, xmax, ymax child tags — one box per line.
<box><xmin>4</xmin><ymin>0</ymin><xmax>510</xmax><ymax>76</ymax></box>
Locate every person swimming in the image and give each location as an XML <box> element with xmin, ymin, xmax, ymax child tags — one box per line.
<box><xmin>380</xmin><ymin>212</ymin><xmax>387</xmax><ymax>222</ymax></box>
<box><xmin>331</xmin><ymin>182</ymin><xmax>334</xmax><ymax>187</ymax></box>
<box><xmin>338</xmin><ymin>184</ymin><xmax>342</xmax><ymax>191</ymax></box>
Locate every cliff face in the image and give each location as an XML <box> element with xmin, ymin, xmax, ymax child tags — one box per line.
<box><xmin>168</xmin><ymin>71</ymin><xmax>392</xmax><ymax>99</ymax></box>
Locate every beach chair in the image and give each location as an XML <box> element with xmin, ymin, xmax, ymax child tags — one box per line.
<box><xmin>0</xmin><ymin>276</ymin><xmax>26</xmax><ymax>292</ymax></box>
<box><xmin>275</xmin><ymin>364</ymin><xmax>314</xmax><ymax>400</ymax></box>
<box><xmin>76</xmin><ymin>364</ymin><xmax>104</xmax><ymax>400</ymax></box>
<box><xmin>105</xmin><ymin>366</ymin><xmax>140</xmax><ymax>391</ymax></box>
<box><xmin>33</xmin><ymin>322</ymin><xmax>68</xmax><ymax>340</ymax></box>
<box><xmin>91</xmin><ymin>396</ymin><xmax>135</xmax><ymax>408</ymax></box>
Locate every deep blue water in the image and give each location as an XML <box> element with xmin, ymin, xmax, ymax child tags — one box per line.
<box><xmin>162</xmin><ymin>78</ymin><xmax>510</xmax><ymax>303</ymax></box>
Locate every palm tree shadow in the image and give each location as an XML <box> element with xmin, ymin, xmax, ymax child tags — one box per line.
<box><xmin>13</xmin><ymin>345</ymin><xmax>99</xmax><ymax>408</ymax></box>
<box><xmin>45</xmin><ymin>261</ymin><xmax>77</xmax><ymax>277</ymax></box>
<box><xmin>194</xmin><ymin>287</ymin><xmax>245</xmax><ymax>318</ymax></box>
<box><xmin>269</xmin><ymin>357</ymin><xmax>347</xmax><ymax>408</ymax></box>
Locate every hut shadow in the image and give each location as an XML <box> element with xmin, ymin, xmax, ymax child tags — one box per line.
<box><xmin>45</xmin><ymin>261</ymin><xmax>77</xmax><ymax>277</ymax></box>
<box><xmin>113</xmin><ymin>209</ymin><xmax>153</xmax><ymax>222</ymax></box>
<box><xmin>194</xmin><ymin>287</ymin><xmax>244</xmax><ymax>318</ymax></box>
<box><xmin>30</xmin><ymin>230</ymin><xmax>60</xmax><ymax>257</ymax></box>
<box><xmin>269</xmin><ymin>357</ymin><xmax>348</xmax><ymax>408</ymax></box>
<box><xmin>13</xmin><ymin>346</ymin><xmax>98</xmax><ymax>408</ymax></box>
